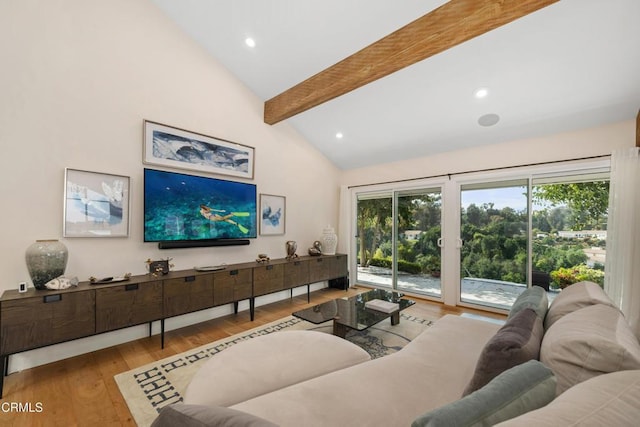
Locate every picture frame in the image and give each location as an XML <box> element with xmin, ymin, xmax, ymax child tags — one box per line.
<box><xmin>143</xmin><ymin>120</ymin><xmax>255</xmax><ymax>179</ymax></box>
<box><xmin>259</xmin><ymin>194</ymin><xmax>286</xmax><ymax>235</ymax></box>
<box><xmin>63</xmin><ymin>168</ymin><xmax>130</xmax><ymax>237</ymax></box>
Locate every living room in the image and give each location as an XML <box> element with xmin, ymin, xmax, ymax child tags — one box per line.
<box><xmin>2</xmin><ymin>1</ymin><xmax>639</xmax><ymax>425</ymax></box>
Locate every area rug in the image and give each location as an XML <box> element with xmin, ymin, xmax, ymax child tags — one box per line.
<box><xmin>115</xmin><ymin>313</ymin><xmax>433</xmax><ymax>426</ymax></box>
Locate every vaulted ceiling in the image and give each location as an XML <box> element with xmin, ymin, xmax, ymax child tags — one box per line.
<box><xmin>150</xmin><ymin>0</ymin><xmax>640</xmax><ymax>170</ymax></box>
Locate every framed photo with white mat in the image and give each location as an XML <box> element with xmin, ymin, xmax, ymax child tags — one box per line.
<box><xmin>259</xmin><ymin>194</ymin><xmax>285</xmax><ymax>235</ymax></box>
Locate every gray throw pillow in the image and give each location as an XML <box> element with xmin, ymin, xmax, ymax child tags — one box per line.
<box><xmin>412</xmin><ymin>360</ymin><xmax>556</xmax><ymax>427</ymax></box>
<box><xmin>508</xmin><ymin>285</ymin><xmax>548</xmax><ymax>321</ymax></box>
<box><xmin>463</xmin><ymin>308</ymin><xmax>543</xmax><ymax>396</ymax></box>
<box><xmin>151</xmin><ymin>403</ymin><xmax>279</xmax><ymax>427</ymax></box>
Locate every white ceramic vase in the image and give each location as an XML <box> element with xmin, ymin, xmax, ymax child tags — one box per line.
<box><xmin>320</xmin><ymin>225</ymin><xmax>338</xmax><ymax>255</ymax></box>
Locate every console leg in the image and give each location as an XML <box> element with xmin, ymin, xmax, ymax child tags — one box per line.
<box><xmin>233</xmin><ymin>301</ymin><xmax>239</xmax><ymax>314</ymax></box>
<box><xmin>161</xmin><ymin>319</ymin><xmax>165</xmax><ymax>349</ymax></box>
<box><xmin>0</xmin><ymin>355</ymin><xmax>6</xmax><ymax>399</ymax></box>
<box><xmin>250</xmin><ymin>298</ymin><xmax>255</xmax><ymax>321</ymax></box>
<box><xmin>307</xmin><ymin>284</ymin><xmax>310</xmax><ymax>302</ymax></box>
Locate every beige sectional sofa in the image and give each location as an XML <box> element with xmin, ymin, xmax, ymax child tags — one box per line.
<box><xmin>152</xmin><ymin>281</ymin><xmax>640</xmax><ymax>426</ymax></box>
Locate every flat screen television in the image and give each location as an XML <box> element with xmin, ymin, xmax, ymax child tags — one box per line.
<box><xmin>144</xmin><ymin>168</ymin><xmax>257</xmax><ymax>245</ymax></box>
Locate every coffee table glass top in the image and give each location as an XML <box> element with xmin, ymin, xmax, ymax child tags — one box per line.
<box><xmin>292</xmin><ymin>288</ymin><xmax>415</xmax><ymax>332</ymax></box>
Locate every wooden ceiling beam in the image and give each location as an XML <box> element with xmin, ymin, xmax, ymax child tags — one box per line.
<box><xmin>264</xmin><ymin>0</ymin><xmax>560</xmax><ymax>125</ymax></box>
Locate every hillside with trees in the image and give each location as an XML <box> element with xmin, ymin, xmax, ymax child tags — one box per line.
<box><xmin>357</xmin><ymin>181</ymin><xmax>608</xmax><ymax>289</ymax></box>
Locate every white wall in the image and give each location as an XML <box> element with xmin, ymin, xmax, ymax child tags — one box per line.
<box><xmin>0</xmin><ymin>0</ymin><xmax>341</xmax><ymax>371</ymax></box>
<box><xmin>340</xmin><ymin>120</ymin><xmax>635</xmax><ymax>187</ymax></box>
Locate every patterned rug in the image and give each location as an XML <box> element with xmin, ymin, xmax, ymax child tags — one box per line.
<box><xmin>115</xmin><ymin>313</ymin><xmax>433</xmax><ymax>426</ymax></box>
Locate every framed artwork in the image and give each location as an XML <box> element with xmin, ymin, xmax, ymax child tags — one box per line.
<box><xmin>259</xmin><ymin>194</ymin><xmax>286</xmax><ymax>235</ymax></box>
<box><xmin>143</xmin><ymin>120</ymin><xmax>255</xmax><ymax>179</ymax></box>
<box><xmin>63</xmin><ymin>168</ymin><xmax>130</xmax><ymax>237</ymax></box>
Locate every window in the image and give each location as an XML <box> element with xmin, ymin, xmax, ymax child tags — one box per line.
<box><xmin>350</xmin><ymin>159</ymin><xmax>609</xmax><ymax>312</ymax></box>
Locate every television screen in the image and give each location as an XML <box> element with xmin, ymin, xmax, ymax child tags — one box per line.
<box><xmin>144</xmin><ymin>168</ymin><xmax>257</xmax><ymax>242</ymax></box>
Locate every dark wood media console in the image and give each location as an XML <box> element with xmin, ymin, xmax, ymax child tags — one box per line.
<box><xmin>0</xmin><ymin>254</ymin><xmax>347</xmax><ymax>397</ymax></box>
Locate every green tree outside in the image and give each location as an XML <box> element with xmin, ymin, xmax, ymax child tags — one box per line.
<box><xmin>357</xmin><ymin>181</ymin><xmax>608</xmax><ymax>289</ymax></box>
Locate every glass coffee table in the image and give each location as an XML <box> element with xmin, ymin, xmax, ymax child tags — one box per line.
<box><xmin>292</xmin><ymin>288</ymin><xmax>415</xmax><ymax>338</ymax></box>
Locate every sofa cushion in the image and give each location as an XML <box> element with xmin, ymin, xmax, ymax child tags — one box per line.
<box><xmin>184</xmin><ymin>330</ymin><xmax>370</xmax><ymax>407</ymax></box>
<box><xmin>151</xmin><ymin>404</ymin><xmax>278</xmax><ymax>427</ymax></box>
<box><xmin>463</xmin><ymin>308</ymin><xmax>543</xmax><ymax>396</ymax></box>
<box><xmin>541</xmin><ymin>303</ymin><xmax>640</xmax><ymax>395</ymax></box>
<box><xmin>412</xmin><ymin>360</ymin><xmax>556</xmax><ymax>427</ymax></box>
<box><xmin>544</xmin><ymin>281</ymin><xmax>616</xmax><ymax>330</ymax></box>
<box><xmin>230</xmin><ymin>315</ymin><xmax>501</xmax><ymax>427</ymax></box>
<box><xmin>508</xmin><ymin>285</ymin><xmax>548</xmax><ymax>321</ymax></box>
<box><xmin>495</xmin><ymin>370</ymin><xmax>640</xmax><ymax>426</ymax></box>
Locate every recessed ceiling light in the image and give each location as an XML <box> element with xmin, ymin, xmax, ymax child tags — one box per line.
<box><xmin>474</xmin><ymin>88</ymin><xmax>489</xmax><ymax>99</ymax></box>
<box><xmin>335</xmin><ymin>132</ymin><xmax>344</xmax><ymax>139</ymax></box>
<box><xmin>245</xmin><ymin>37</ymin><xmax>256</xmax><ymax>48</ymax></box>
<box><xmin>478</xmin><ymin>113</ymin><xmax>500</xmax><ymax>127</ymax></box>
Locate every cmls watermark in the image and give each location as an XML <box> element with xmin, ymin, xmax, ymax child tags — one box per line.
<box><xmin>1</xmin><ymin>402</ymin><xmax>43</xmax><ymax>413</ymax></box>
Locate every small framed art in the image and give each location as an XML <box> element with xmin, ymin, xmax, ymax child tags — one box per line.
<box><xmin>143</xmin><ymin>120</ymin><xmax>255</xmax><ymax>179</ymax></box>
<box><xmin>259</xmin><ymin>194</ymin><xmax>286</xmax><ymax>235</ymax></box>
<box><xmin>63</xmin><ymin>168</ymin><xmax>130</xmax><ymax>237</ymax></box>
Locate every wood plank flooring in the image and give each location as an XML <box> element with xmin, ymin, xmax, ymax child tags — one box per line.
<box><xmin>0</xmin><ymin>286</ymin><xmax>505</xmax><ymax>426</ymax></box>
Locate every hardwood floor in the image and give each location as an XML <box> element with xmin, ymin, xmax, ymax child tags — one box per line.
<box><xmin>0</xmin><ymin>286</ymin><xmax>505</xmax><ymax>426</ymax></box>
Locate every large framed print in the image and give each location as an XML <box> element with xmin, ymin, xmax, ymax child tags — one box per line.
<box><xmin>63</xmin><ymin>168</ymin><xmax>130</xmax><ymax>237</ymax></box>
<box><xmin>143</xmin><ymin>120</ymin><xmax>255</xmax><ymax>179</ymax></box>
<box><xmin>260</xmin><ymin>194</ymin><xmax>286</xmax><ymax>235</ymax></box>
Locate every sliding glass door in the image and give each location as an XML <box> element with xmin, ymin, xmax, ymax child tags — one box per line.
<box><xmin>351</xmin><ymin>160</ymin><xmax>609</xmax><ymax>311</ymax></box>
<box><xmin>355</xmin><ymin>188</ymin><xmax>442</xmax><ymax>297</ymax></box>
<box><xmin>458</xmin><ymin>174</ymin><xmax>608</xmax><ymax>310</ymax></box>
<box><xmin>396</xmin><ymin>189</ymin><xmax>442</xmax><ymax>297</ymax></box>
<box><xmin>356</xmin><ymin>193</ymin><xmax>393</xmax><ymax>288</ymax></box>
<box><xmin>460</xmin><ymin>180</ymin><xmax>529</xmax><ymax>310</ymax></box>
<box><xmin>530</xmin><ymin>177</ymin><xmax>608</xmax><ymax>293</ymax></box>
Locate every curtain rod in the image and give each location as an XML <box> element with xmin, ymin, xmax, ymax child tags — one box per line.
<box><xmin>347</xmin><ymin>154</ymin><xmax>611</xmax><ymax>189</ymax></box>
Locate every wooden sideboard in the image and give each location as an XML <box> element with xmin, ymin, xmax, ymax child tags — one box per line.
<box><xmin>0</xmin><ymin>254</ymin><xmax>347</xmax><ymax>397</ymax></box>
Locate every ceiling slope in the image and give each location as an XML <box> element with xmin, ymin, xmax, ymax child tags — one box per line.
<box><xmin>264</xmin><ymin>0</ymin><xmax>560</xmax><ymax>125</ymax></box>
<box><xmin>150</xmin><ymin>0</ymin><xmax>640</xmax><ymax>170</ymax></box>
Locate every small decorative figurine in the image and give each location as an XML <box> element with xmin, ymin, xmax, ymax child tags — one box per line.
<box><xmin>308</xmin><ymin>240</ymin><xmax>322</xmax><ymax>256</ymax></box>
<box><xmin>146</xmin><ymin>258</ymin><xmax>174</xmax><ymax>276</ymax></box>
<box><xmin>286</xmin><ymin>241</ymin><xmax>298</xmax><ymax>259</ymax></box>
<box><xmin>45</xmin><ymin>275</ymin><xmax>79</xmax><ymax>290</ymax></box>
<box><xmin>256</xmin><ymin>253</ymin><xmax>270</xmax><ymax>264</ymax></box>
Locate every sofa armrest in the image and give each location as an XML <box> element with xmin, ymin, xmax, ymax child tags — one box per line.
<box><xmin>495</xmin><ymin>370</ymin><xmax>640</xmax><ymax>426</ymax></box>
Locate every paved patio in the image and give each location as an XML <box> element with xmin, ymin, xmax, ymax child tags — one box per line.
<box><xmin>357</xmin><ymin>266</ymin><xmax>557</xmax><ymax>310</ymax></box>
